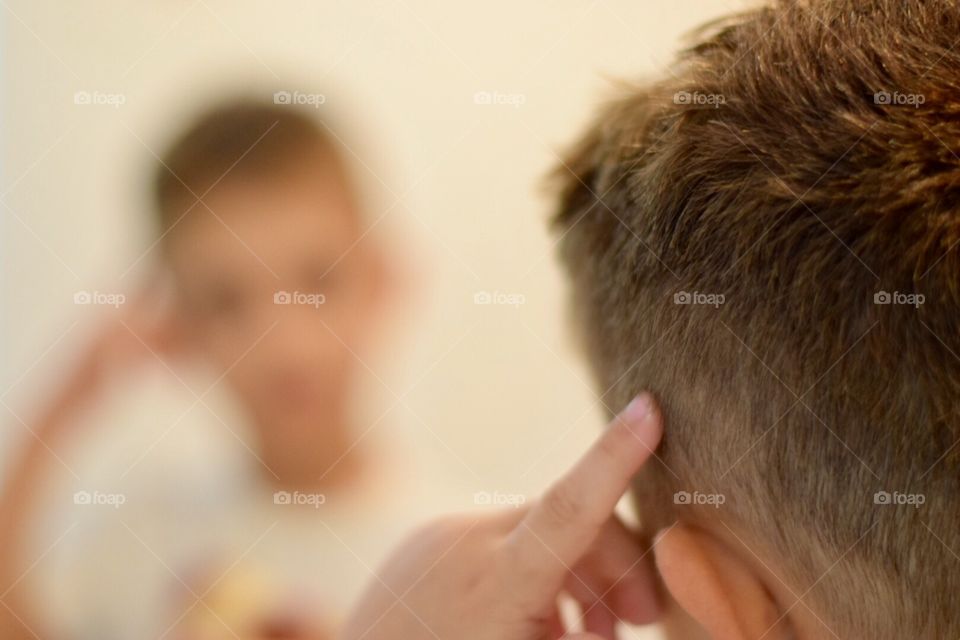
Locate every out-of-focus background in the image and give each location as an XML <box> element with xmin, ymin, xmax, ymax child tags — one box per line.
<box><xmin>1</xmin><ymin>1</ymin><xmax>747</xmax><ymax>638</ymax></box>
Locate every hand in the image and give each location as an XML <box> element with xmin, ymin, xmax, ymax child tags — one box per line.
<box><xmin>340</xmin><ymin>393</ymin><xmax>664</xmax><ymax>640</ymax></box>
<box><xmin>32</xmin><ymin>273</ymin><xmax>186</xmax><ymax>440</ymax></box>
<box><xmin>74</xmin><ymin>274</ymin><xmax>185</xmax><ymax>393</ymax></box>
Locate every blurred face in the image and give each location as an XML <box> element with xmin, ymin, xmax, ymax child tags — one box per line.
<box><xmin>165</xmin><ymin>150</ymin><xmax>382</xmax><ymax>446</ymax></box>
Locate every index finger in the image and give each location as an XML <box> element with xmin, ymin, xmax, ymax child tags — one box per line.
<box><xmin>505</xmin><ymin>393</ymin><xmax>663</xmax><ymax>595</ymax></box>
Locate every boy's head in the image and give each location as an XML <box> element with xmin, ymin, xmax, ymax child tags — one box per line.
<box><xmin>154</xmin><ymin>99</ymin><xmax>385</xmax><ymax>480</ymax></box>
<box><xmin>551</xmin><ymin>1</ymin><xmax>960</xmax><ymax>637</ymax></box>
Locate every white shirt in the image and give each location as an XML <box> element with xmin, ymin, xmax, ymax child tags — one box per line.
<box><xmin>27</xmin><ymin>370</ymin><xmax>456</xmax><ymax>640</ymax></box>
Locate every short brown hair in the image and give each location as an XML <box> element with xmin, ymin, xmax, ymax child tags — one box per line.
<box><xmin>551</xmin><ymin>1</ymin><xmax>960</xmax><ymax>636</ymax></box>
<box><xmin>153</xmin><ymin>98</ymin><xmax>341</xmax><ymax>236</ymax></box>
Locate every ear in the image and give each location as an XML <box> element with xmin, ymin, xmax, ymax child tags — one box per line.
<box><xmin>653</xmin><ymin>525</ymin><xmax>791</xmax><ymax>640</ymax></box>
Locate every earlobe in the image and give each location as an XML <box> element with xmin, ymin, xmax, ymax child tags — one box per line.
<box><xmin>653</xmin><ymin>525</ymin><xmax>788</xmax><ymax>640</ymax></box>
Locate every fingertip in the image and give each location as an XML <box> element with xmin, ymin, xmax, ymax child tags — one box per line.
<box><xmin>621</xmin><ymin>392</ymin><xmax>653</xmax><ymax>423</ymax></box>
<box><xmin>617</xmin><ymin>392</ymin><xmax>662</xmax><ymax>453</ymax></box>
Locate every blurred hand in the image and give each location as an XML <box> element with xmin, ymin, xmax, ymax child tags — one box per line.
<box><xmin>31</xmin><ymin>273</ymin><xmax>187</xmax><ymax>441</ymax></box>
<box><xmin>75</xmin><ymin>274</ymin><xmax>185</xmax><ymax>392</ymax></box>
<box><xmin>340</xmin><ymin>393</ymin><xmax>664</xmax><ymax>640</ymax></box>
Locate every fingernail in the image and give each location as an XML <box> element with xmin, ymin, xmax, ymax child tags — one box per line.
<box><xmin>620</xmin><ymin>393</ymin><xmax>662</xmax><ymax>450</ymax></box>
<box><xmin>622</xmin><ymin>393</ymin><xmax>652</xmax><ymax>426</ymax></box>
